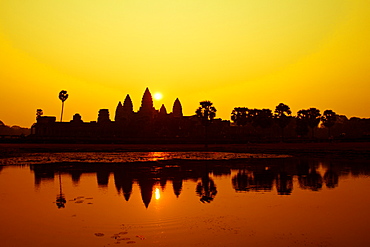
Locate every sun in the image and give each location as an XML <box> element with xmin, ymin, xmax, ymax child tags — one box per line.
<box><xmin>153</xmin><ymin>92</ymin><xmax>163</xmax><ymax>101</ymax></box>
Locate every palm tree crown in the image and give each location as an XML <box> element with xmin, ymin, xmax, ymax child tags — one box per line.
<box><xmin>321</xmin><ymin>110</ymin><xmax>337</xmax><ymax>128</ymax></box>
<box><xmin>196</xmin><ymin>101</ymin><xmax>217</xmax><ymax>126</ymax></box>
<box><xmin>231</xmin><ymin>107</ymin><xmax>248</xmax><ymax>126</ymax></box>
<box><xmin>59</xmin><ymin>90</ymin><xmax>68</xmax><ymax>102</ymax></box>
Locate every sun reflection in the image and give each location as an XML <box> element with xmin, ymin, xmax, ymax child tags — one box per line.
<box><xmin>155</xmin><ymin>188</ymin><xmax>161</xmax><ymax>200</ymax></box>
<box><xmin>148</xmin><ymin>152</ymin><xmax>170</xmax><ymax>161</ymax></box>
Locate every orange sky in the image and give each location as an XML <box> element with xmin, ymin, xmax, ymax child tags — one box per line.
<box><xmin>0</xmin><ymin>0</ymin><xmax>369</xmax><ymax>127</ymax></box>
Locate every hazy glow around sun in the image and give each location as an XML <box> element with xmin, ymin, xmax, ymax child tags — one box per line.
<box><xmin>1</xmin><ymin>0</ymin><xmax>370</xmax><ymax>127</ymax></box>
<box><xmin>153</xmin><ymin>92</ymin><xmax>163</xmax><ymax>101</ymax></box>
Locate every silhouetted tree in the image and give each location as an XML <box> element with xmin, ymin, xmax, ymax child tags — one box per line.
<box><xmin>196</xmin><ymin>101</ymin><xmax>216</xmax><ymax>147</ymax></box>
<box><xmin>296</xmin><ymin>108</ymin><xmax>321</xmax><ymax>139</ymax></box>
<box><xmin>247</xmin><ymin>109</ymin><xmax>259</xmax><ymax>128</ymax></box>
<box><xmin>249</xmin><ymin>109</ymin><xmax>273</xmax><ymax>129</ymax></box>
<box><xmin>306</xmin><ymin>108</ymin><xmax>321</xmax><ymax>138</ymax></box>
<box><xmin>231</xmin><ymin>107</ymin><xmax>248</xmax><ymax>127</ymax></box>
<box><xmin>296</xmin><ymin>110</ymin><xmax>309</xmax><ymax>137</ymax></box>
<box><xmin>321</xmin><ymin>110</ymin><xmax>337</xmax><ymax>139</ymax></box>
<box><xmin>36</xmin><ymin>109</ymin><xmax>43</xmax><ymax>120</ymax></box>
<box><xmin>249</xmin><ymin>109</ymin><xmax>273</xmax><ymax>140</ymax></box>
<box><xmin>59</xmin><ymin>90</ymin><xmax>68</xmax><ymax>122</ymax></box>
<box><xmin>231</xmin><ymin>107</ymin><xmax>248</xmax><ymax>141</ymax></box>
<box><xmin>274</xmin><ymin>103</ymin><xmax>292</xmax><ymax>141</ymax></box>
<box><xmin>259</xmin><ymin>109</ymin><xmax>273</xmax><ymax>128</ymax></box>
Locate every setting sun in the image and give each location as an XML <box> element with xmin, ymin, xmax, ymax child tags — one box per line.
<box><xmin>153</xmin><ymin>92</ymin><xmax>163</xmax><ymax>101</ymax></box>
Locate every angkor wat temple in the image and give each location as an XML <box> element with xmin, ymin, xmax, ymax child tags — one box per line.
<box><xmin>30</xmin><ymin>87</ymin><xmax>370</xmax><ymax>143</ymax></box>
<box><xmin>31</xmin><ymin>88</ymin><xmax>229</xmax><ymax>143</ymax></box>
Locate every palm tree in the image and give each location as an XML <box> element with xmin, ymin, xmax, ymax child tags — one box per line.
<box><xmin>248</xmin><ymin>109</ymin><xmax>273</xmax><ymax>129</ymax></box>
<box><xmin>306</xmin><ymin>108</ymin><xmax>321</xmax><ymax>139</ymax></box>
<box><xmin>250</xmin><ymin>109</ymin><xmax>273</xmax><ymax>140</ymax></box>
<box><xmin>296</xmin><ymin>109</ymin><xmax>310</xmax><ymax>137</ymax></box>
<box><xmin>274</xmin><ymin>103</ymin><xmax>292</xmax><ymax>141</ymax></box>
<box><xmin>231</xmin><ymin>107</ymin><xmax>248</xmax><ymax>142</ymax></box>
<box><xmin>196</xmin><ymin>101</ymin><xmax>216</xmax><ymax>147</ymax></box>
<box><xmin>256</xmin><ymin>109</ymin><xmax>273</xmax><ymax>129</ymax></box>
<box><xmin>59</xmin><ymin>90</ymin><xmax>69</xmax><ymax>122</ymax></box>
<box><xmin>36</xmin><ymin>109</ymin><xmax>43</xmax><ymax>120</ymax></box>
<box><xmin>231</xmin><ymin>107</ymin><xmax>248</xmax><ymax>126</ymax></box>
<box><xmin>296</xmin><ymin>108</ymin><xmax>321</xmax><ymax>139</ymax></box>
<box><xmin>321</xmin><ymin>110</ymin><xmax>337</xmax><ymax>139</ymax></box>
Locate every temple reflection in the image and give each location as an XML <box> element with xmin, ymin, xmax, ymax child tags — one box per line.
<box><xmin>29</xmin><ymin>158</ymin><xmax>370</xmax><ymax>208</ymax></box>
<box><xmin>114</xmin><ymin>168</ymin><xmax>133</xmax><ymax>201</ymax></box>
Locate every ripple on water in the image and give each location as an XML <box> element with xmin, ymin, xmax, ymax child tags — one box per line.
<box><xmin>0</xmin><ymin>152</ymin><xmax>290</xmax><ymax>165</ymax></box>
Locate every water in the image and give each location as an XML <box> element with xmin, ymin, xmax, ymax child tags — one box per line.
<box><xmin>1</xmin><ymin>152</ymin><xmax>370</xmax><ymax>246</ymax></box>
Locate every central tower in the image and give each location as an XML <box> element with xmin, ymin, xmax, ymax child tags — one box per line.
<box><xmin>138</xmin><ymin>87</ymin><xmax>156</xmax><ymax>118</ymax></box>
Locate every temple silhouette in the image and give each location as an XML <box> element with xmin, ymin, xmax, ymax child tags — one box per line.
<box><xmin>28</xmin><ymin>87</ymin><xmax>370</xmax><ymax>143</ymax></box>
<box><xmin>31</xmin><ymin>88</ymin><xmax>229</xmax><ymax>142</ymax></box>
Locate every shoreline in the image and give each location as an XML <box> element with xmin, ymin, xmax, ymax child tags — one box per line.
<box><xmin>1</xmin><ymin>142</ymin><xmax>370</xmax><ymax>159</ymax></box>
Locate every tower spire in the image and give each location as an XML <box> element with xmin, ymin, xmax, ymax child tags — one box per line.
<box><xmin>159</xmin><ymin>104</ymin><xmax>167</xmax><ymax>115</ymax></box>
<box><xmin>138</xmin><ymin>88</ymin><xmax>155</xmax><ymax>116</ymax></box>
<box><xmin>172</xmin><ymin>98</ymin><xmax>183</xmax><ymax>117</ymax></box>
<box><xmin>115</xmin><ymin>101</ymin><xmax>124</xmax><ymax>122</ymax></box>
<box><xmin>123</xmin><ymin>94</ymin><xmax>134</xmax><ymax>115</ymax></box>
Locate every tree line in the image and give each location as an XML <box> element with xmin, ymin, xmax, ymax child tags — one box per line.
<box><xmin>196</xmin><ymin>101</ymin><xmax>339</xmax><ymax>141</ymax></box>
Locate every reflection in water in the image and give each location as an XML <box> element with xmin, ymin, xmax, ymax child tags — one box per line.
<box><xmin>34</xmin><ymin>167</ymin><xmax>54</xmax><ymax>188</ymax></box>
<box><xmin>155</xmin><ymin>188</ymin><xmax>160</xmax><ymax>200</ymax></box>
<box><xmin>97</xmin><ymin>169</ymin><xmax>110</xmax><ymax>187</ymax></box>
<box><xmin>114</xmin><ymin>168</ymin><xmax>133</xmax><ymax>201</ymax></box>
<box><xmin>196</xmin><ymin>176</ymin><xmax>217</xmax><ymax>203</ymax></box>
<box><xmin>26</xmin><ymin>158</ymin><xmax>363</xmax><ymax>208</ymax></box>
<box><xmin>147</xmin><ymin>152</ymin><xmax>170</xmax><ymax>161</ymax></box>
<box><xmin>70</xmin><ymin>170</ymin><xmax>82</xmax><ymax>185</ymax></box>
<box><xmin>56</xmin><ymin>172</ymin><xmax>66</xmax><ymax>209</ymax></box>
<box><xmin>297</xmin><ymin>161</ymin><xmax>323</xmax><ymax>191</ymax></box>
<box><xmin>2</xmin><ymin>156</ymin><xmax>370</xmax><ymax>246</ymax></box>
<box><xmin>276</xmin><ymin>172</ymin><xmax>293</xmax><ymax>195</ymax></box>
<box><xmin>138</xmin><ymin>174</ymin><xmax>156</xmax><ymax>208</ymax></box>
<box><xmin>324</xmin><ymin>163</ymin><xmax>339</xmax><ymax>189</ymax></box>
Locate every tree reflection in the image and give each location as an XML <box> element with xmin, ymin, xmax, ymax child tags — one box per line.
<box><xmin>276</xmin><ymin>172</ymin><xmax>293</xmax><ymax>195</ymax></box>
<box><xmin>232</xmin><ymin>170</ymin><xmax>252</xmax><ymax>192</ymax></box>
<box><xmin>196</xmin><ymin>174</ymin><xmax>217</xmax><ymax>203</ymax></box>
<box><xmin>56</xmin><ymin>172</ymin><xmax>66</xmax><ymax>209</ymax></box>
<box><xmin>324</xmin><ymin>166</ymin><xmax>339</xmax><ymax>189</ymax></box>
<box><xmin>27</xmin><ymin>158</ymin><xmax>369</xmax><ymax>208</ymax></box>
<box><xmin>298</xmin><ymin>164</ymin><xmax>323</xmax><ymax>191</ymax></box>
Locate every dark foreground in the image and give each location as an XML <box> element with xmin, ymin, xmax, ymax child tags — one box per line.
<box><xmin>1</xmin><ymin>142</ymin><xmax>370</xmax><ymax>159</ymax></box>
